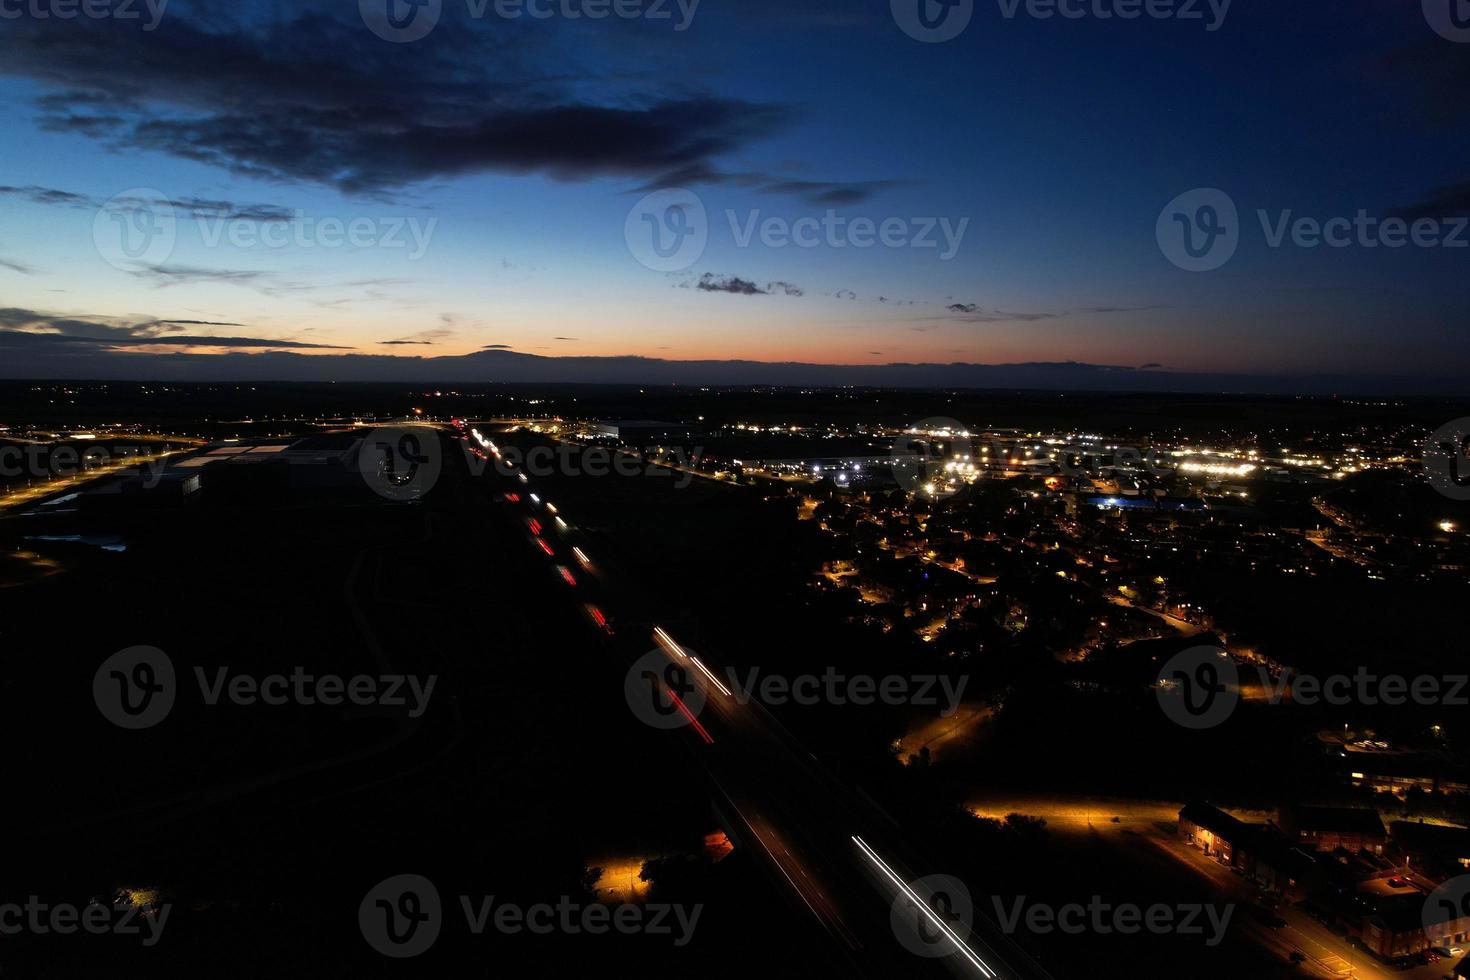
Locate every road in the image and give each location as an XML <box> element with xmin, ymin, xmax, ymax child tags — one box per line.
<box><xmin>463</xmin><ymin>425</ymin><xmax>1053</xmax><ymax>980</ymax></box>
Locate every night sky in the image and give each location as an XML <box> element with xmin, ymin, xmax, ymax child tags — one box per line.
<box><xmin>0</xmin><ymin>0</ymin><xmax>1466</xmax><ymax>389</ymax></box>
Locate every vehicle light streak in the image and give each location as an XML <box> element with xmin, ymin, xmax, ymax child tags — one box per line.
<box><xmin>558</xmin><ymin>565</ymin><xmax>576</xmax><ymax>586</ymax></box>
<box><xmin>689</xmin><ymin>655</ymin><xmax>732</xmax><ymax>697</ymax></box>
<box><xmin>572</xmin><ymin>547</ymin><xmax>591</xmax><ymax>569</ymax></box>
<box><xmin>666</xmin><ymin>688</ymin><xmax>714</xmax><ymax>744</ymax></box>
<box><xmin>653</xmin><ymin>626</ymin><xmax>687</xmax><ymax>658</ymax></box>
<box><xmin>537</xmin><ymin>539</ymin><xmax>555</xmax><ymax>557</ymax></box>
<box><xmin>851</xmin><ymin>836</ymin><xmax>997</xmax><ymax>978</ymax></box>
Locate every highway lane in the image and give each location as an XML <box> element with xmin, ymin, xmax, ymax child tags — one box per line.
<box><xmin>464</xmin><ymin>425</ymin><xmax>1051</xmax><ymax>980</ymax></box>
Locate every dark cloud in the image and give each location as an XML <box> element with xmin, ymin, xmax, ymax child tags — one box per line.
<box><xmin>381</xmin><ymin>328</ymin><xmax>454</xmax><ymax>346</ymax></box>
<box><xmin>553</xmin><ymin>337</ymin><xmax>580</xmax><ymax>341</ymax></box>
<box><xmin>482</xmin><ymin>344</ymin><xmax>514</xmax><ymax>350</ymax></box>
<box><xmin>0</xmin><ymin>185</ymin><xmax>92</xmax><ymax>208</ymax></box>
<box><xmin>1392</xmin><ymin>180</ymin><xmax>1470</xmax><ymax>220</ymax></box>
<box><xmin>636</xmin><ymin>168</ymin><xmax>907</xmax><ymax>206</ymax></box>
<box><xmin>0</xmin><ymin>8</ymin><xmax>800</xmax><ymax>197</ymax></box>
<box><xmin>127</xmin><ymin>264</ymin><xmax>274</xmax><ymax>289</ymax></box>
<box><xmin>940</xmin><ymin>306</ymin><xmax>1061</xmax><ymax>323</ymax></box>
<box><xmin>0</xmin><ymin>257</ymin><xmax>37</xmax><ymax>275</ymax></box>
<box><xmin>756</xmin><ymin>179</ymin><xmax>909</xmax><ymax>206</ymax></box>
<box><xmin>0</xmin><ymin>307</ymin><xmax>345</xmax><ymax>350</ymax></box>
<box><xmin>936</xmin><ymin>303</ymin><xmax>1162</xmax><ymax>324</ymax></box>
<box><xmin>693</xmin><ymin>273</ymin><xmax>804</xmax><ymax>296</ymax></box>
<box><xmin>0</xmin><ymin>184</ymin><xmax>293</xmax><ymax>222</ymax></box>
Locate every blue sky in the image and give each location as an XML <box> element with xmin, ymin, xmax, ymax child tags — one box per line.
<box><xmin>0</xmin><ymin>0</ymin><xmax>1466</xmax><ymax>386</ymax></box>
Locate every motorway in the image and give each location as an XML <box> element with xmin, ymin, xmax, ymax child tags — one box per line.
<box><xmin>461</xmin><ymin>424</ymin><xmax>1054</xmax><ymax>980</ymax></box>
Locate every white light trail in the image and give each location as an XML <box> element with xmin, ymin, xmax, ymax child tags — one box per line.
<box><xmin>689</xmin><ymin>655</ymin><xmax>732</xmax><ymax>697</ymax></box>
<box><xmin>653</xmin><ymin>626</ymin><xmax>687</xmax><ymax>659</ymax></box>
<box><xmin>851</xmin><ymin>836</ymin><xmax>997</xmax><ymax>978</ymax></box>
